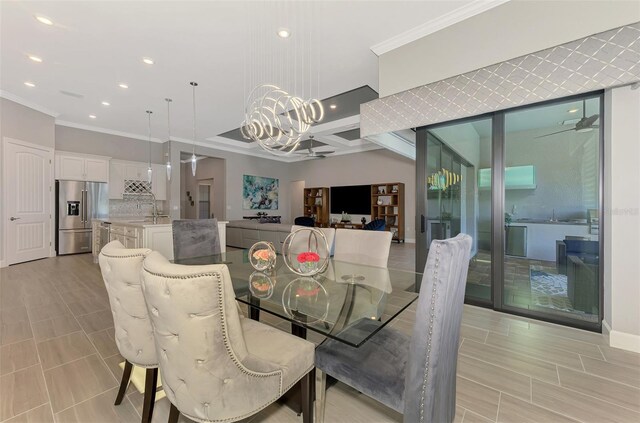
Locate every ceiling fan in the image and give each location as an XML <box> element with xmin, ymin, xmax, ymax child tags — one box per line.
<box><xmin>294</xmin><ymin>135</ymin><xmax>335</xmax><ymax>159</ymax></box>
<box><xmin>535</xmin><ymin>99</ymin><xmax>599</xmax><ymax>138</ymax></box>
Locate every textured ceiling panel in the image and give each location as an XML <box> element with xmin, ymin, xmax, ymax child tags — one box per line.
<box><xmin>361</xmin><ymin>23</ymin><xmax>640</xmax><ymax>137</ymax></box>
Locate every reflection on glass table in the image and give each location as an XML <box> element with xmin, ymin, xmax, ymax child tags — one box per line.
<box><xmin>174</xmin><ymin>249</ymin><xmax>421</xmax><ymax>347</ymax></box>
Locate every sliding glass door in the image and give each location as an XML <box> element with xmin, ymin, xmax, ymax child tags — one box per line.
<box><xmin>416</xmin><ymin>117</ymin><xmax>493</xmax><ymax>304</ymax></box>
<box><xmin>416</xmin><ymin>92</ymin><xmax>603</xmax><ymax>330</ymax></box>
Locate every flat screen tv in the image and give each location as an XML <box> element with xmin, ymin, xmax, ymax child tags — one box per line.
<box><xmin>330</xmin><ymin>185</ymin><xmax>371</xmax><ymax>215</ymax></box>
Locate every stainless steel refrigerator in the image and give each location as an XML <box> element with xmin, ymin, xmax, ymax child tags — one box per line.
<box><xmin>56</xmin><ymin>180</ymin><xmax>108</xmax><ymax>255</ymax></box>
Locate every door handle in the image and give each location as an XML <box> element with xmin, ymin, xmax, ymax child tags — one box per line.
<box><xmin>420</xmin><ymin>214</ymin><xmax>425</xmax><ymax>233</ymax></box>
<box><xmin>82</xmin><ymin>190</ymin><xmax>87</xmax><ymax>223</ymax></box>
<box><xmin>9</xmin><ymin>216</ymin><xmax>20</xmax><ymax>221</ymax></box>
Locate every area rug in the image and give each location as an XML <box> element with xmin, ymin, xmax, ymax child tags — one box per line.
<box><xmin>529</xmin><ymin>266</ymin><xmax>573</xmax><ymax>311</ymax></box>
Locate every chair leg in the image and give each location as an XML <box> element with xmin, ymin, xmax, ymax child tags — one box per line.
<box><xmin>141</xmin><ymin>368</ymin><xmax>158</xmax><ymax>423</ymax></box>
<box><xmin>168</xmin><ymin>403</ymin><xmax>180</xmax><ymax>423</ymax></box>
<box><xmin>301</xmin><ymin>370</ymin><xmax>313</xmax><ymax>423</ymax></box>
<box><xmin>114</xmin><ymin>360</ymin><xmax>132</xmax><ymax>405</ymax></box>
<box><xmin>315</xmin><ymin>369</ymin><xmax>326</xmax><ymax>423</ymax></box>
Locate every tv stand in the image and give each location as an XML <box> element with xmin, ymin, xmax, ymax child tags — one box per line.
<box><xmin>330</xmin><ymin>222</ymin><xmax>364</xmax><ymax>230</ymax></box>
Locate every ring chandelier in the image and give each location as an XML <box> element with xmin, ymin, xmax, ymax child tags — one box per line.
<box><xmin>240</xmin><ymin>84</ymin><xmax>324</xmax><ymax>156</ymax></box>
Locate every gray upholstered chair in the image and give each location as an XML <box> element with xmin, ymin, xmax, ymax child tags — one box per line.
<box><xmin>334</xmin><ymin>228</ymin><xmax>392</xmax><ymax>267</ymax></box>
<box><xmin>98</xmin><ymin>241</ymin><xmax>159</xmax><ymax>423</ymax></box>
<box><xmin>315</xmin><ymin>233</ymin><xmax>472</xmax><ymax>423</ymax></box>
<box><xmin>140</xmin><ymin>251</ymin><xmax>316</xmax><ymax>423</ymax></box>
<box><xmin>172</xmin><ymin>218</ymin><xmax>221</xmax><ymax>261</ymax></box>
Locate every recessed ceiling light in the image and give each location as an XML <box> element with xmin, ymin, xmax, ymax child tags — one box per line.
<box><xmin>89</xmin><ymin>114</ymin><xmax>97</xmax><ymax>119</ymax></box>
<box><xmin>142</xmin><ymin>57</ymin><xmax>154</xmax><ymax>65</ymax></box>
<box><xmin>35</xmin><ymin>15</ymin><xmax>53</xmax><ymax>25</ymax></box>
<box><xmin>101</xmin><ymin>101</ymin><xmax>110</xmax><ymax>106</ymax></box>
<box><xmin>277</xmin><ymin>28</ymin><xmax>290</xmax><ymax>38</ymax></box>
<box><xmin>24</xmin><ymin>81</ymin><xmax>36</xmax><ymax>87</ymax></box>
<box><xmin>568</xmin><ymin>108</ymin><xmax>579</xmax><ymax>113</ymax></box>
<box><xmin>119</xmin><ymin>83</ymin><xmax>128</xmax><ymax>89</ymax></box>
<box><xmin>329</xmin><ymin>104</ymin><xmax>337</xmax><ymax>109</ymax></box>
<box><xmin>28</xmin><ymin>55</ymin><xmax>43</xmax><ymax>63</ymax></box>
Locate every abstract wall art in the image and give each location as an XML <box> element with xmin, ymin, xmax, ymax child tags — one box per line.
<box><xmin>242</xmin><ymin>175</ymin><xmax>279</xmax><ymax>210</ymax></box>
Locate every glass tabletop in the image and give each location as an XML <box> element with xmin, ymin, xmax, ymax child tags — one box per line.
<box><xmin>175</xmin><ymin>249</ymin><xmax>422</xmax><ymax>347</ymax></box>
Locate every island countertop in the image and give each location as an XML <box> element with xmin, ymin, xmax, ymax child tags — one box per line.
<box><xmin>93</xmin><ymin>217</ymin><xmax>228</xmax><ymax>228</ymax></box>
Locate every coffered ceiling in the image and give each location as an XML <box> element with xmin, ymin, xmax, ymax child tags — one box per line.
<box><xmin>1</xmin><ymin>0</ymin><xmax>503</xmax><ymax>160</ymax></box>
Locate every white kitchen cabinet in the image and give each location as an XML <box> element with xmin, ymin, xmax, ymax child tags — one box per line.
<box><xmin>55</xmin><ymin>152</ymin><xmax>110</xmax><ymax>182</ymax></box>
<box><xmin>109</xmin><ymin>162</ymin><xmax>125</xmax><ymax>199</ymax></box>
<box><xmin>124</xmin><ymin>163</ymin><xmax>148</xmax><ymax>181</ymax></box>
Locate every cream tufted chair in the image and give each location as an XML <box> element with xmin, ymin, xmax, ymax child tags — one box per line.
<box><xmin>98</xmin><ymin>240</ymin><xmax>159</xmax><ymax>423</ymax></box>
<box><xmin>334</xmin><ymin>229</ymin><xmax>392</xmax><ymax>267</ymax></box>
<box><xmin>290</xmin><ymin>225</ymin><xmax>336</xmax><ymax>256</ymax></box>
<box><xmin>141</xmin><ymin>251</ymin><xmax>316</xmax><ymax>423</ymax></box>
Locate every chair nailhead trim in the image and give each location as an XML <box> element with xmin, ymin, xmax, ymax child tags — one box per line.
<box><xmin>419</xmin><ymin>242</ymin><xmax>441</xmax><ymax>422</ymax></box>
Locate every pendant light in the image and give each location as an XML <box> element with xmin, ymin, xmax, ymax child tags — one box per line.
<box><xmin>190</xmin><ymin>81</ymin><xmax>198</xmax><ymax>176</ymax></box>
<box><xmin>146</xmin><ymin>110</ymin><xmax>153</xmax><ymax>183</ymax></box>
<box><xmin>165</xmin><ymin>98</ymin><xmax>173</xmax><ymax>181</ymax></box>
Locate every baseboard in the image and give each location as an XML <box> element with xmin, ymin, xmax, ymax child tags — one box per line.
<box><xmin>404</xmin><ymin>238</ymin><xmax>416</xmax><ymax>243</ymax></box>
<box><xmin>607</xmin><ymin>323</ymin><xmax>640</xmax><ymax>353</ymax></box>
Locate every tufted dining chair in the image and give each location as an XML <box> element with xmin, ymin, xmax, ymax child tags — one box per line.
<box><xmin>290</xmin><ymin>225</ymin><xmax>336</xmax><ymax>256</ymax></box>
<box><xmin>334</xmin><ymin>228</ymin><xmax>392</xmax><ymax>267</ymax></box>
<box><xmin>315</xmin><ymin>234</ymin><xmax>472</xmax><ymax>423</ymax></box>
<box><xmin>140</xmin><ymin>251</ymin><xmax>316</xmax><ymax>423</ymax></box>
<box><xmin>98</xmin><ymin>240</ymin><xmax>159</xmax><ymax>423</ymax></box>
<box><xmin>172</xmin><ymin>218</ymin><xmax>221</xmax><ymax>261</ymax></box>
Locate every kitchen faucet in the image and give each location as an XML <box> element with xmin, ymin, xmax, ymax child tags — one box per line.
<box><xmin>138</xmin><ymin>188</ymin><xmax>159</xmax><ymax>224</ymax></box>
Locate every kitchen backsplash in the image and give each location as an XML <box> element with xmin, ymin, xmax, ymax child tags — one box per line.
<box><xmin>109</xmin><ymin>200</ymin><xmax>166</xmax><ymax>217</ymax></box>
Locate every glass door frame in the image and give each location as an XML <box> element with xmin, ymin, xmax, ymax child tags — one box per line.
<box><xmin>415</xmin><ymin>91</ymin><xmax>605</xmax><ymax>332</ymax></box>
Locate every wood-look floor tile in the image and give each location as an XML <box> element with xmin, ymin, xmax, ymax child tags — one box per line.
<box><xmin>0</xmin><ymin>306</ymin><xmax>30</xmax><ymax>325</ymax></box>
<box><xmin>498</xmin><ymin>393</ymin><xmax>578</xmax><ymax>422</ymax></box>
<box><xmin>0</xmin><ymin>364</ymin><xmax>49</xmax><ymax>421</ymax></box>
<box><xmin>0</xmin><ymin>320</ymin><xmax>33</xmax><ymax>346</ymax></box>
<box><xmin>485</xmin><ymin>331</ymin><xmax>583</xmax><ymax>370</ymax></box>
<box><xmin>581</xmin><ymin>355</ymin><xmax>640</xmax><ymax>388</ymax></box>
<box><xmin>65</xmin><ymin>297</ymin><xmax>110</xmax><ymax>317</ymax></box>
<box><xmin>510</xmin><ymin>320</ymin><xmax>607</xmax><ymax>346</ymax></box>
<box><xmin>460</xmin><ymin>339</ymin><xmax>559</xmax><ymax>384</ymax></box>
<box><xmin>532</xmin><ymin>379</ymin><xmax>640</xmax><ymax>423</ymax></box>
<box><xmin>557</xmin><ymin>366</ymin><xmax>640</xmax><ymax>413</ymax></box>
<box><xmin>455</xmin><ymin>376</ymin><xmax>500</xmax><ymax>421</ymax></box>
<box><xmin>457</xmin><ymin>355</ymin><xmax>531</xmax><ymax>401</ymax></box>
<box><xmin>88</xmin><ymin>327</ymin><xmax>118</xmax><ymax>358</ymax></box>
<box><xmin>2</xmin><ymin>403</ymin><xmax>54</xmax><ymax>423</ymax></box>
<box><xmin>76</xmin><ymin>309</ymin><xmax>113</xmax><ymax>334</ymax></box>
<box><xmin>462</xmin><ymin>409</ymin><xmax>494</xmax><ymax>423</ymax></box>
<box><xmin>31</xmin><ymin>314</ymin><xmax>81</xmax><ymax>342</ymax></box>
<box><xmin>26</xmin><ymin>302</ymin><xmax>71</xmax><ymax>323</ymax></box>
<box><xmin>23</xmin><ymin>292</ymin><xmax>64</xmax><ymax>309</ymax></box>
<box><xmin>599</xmin><ymin>344</ymin><xmax>640</xmax><ymax>369</ymax></box>
<box><xmin>58</xmin><ymin>287</ymin><xmax>106</xmax><ymax>304</ymax></box>
<box><xmin>453</xmin><ymin>406</ymin><xmax>465</xmax><ymax>423</ymax></box>
<box><xmin>459</xmin><ymin>316</ymin><xmax>509</xmax><ymax>336</ymax></box>
<box><xmin>37</xmin><ymin>331</ymin><xmax>96</xmax><ymax>370</ymax></box>
<box><xmin>44</xmin><ymin>354</ymin><xmax>117</xmax><ymax>412</ymax></box>
<box><xmin>323</xmin><ymin>382</ymin><xmax>402</xmax><ymax>423</ymax></box>
<box><xmin>508</xmin><ymin>325</ymin><xmax>604</xmax><ymax>359</ymax></box>
<box><xmin>460</xmin><ymin>324</ymin><xmax>488</xmax><ymax>343</ymax></box>
<box><xmin>0</xmin><ymin>339</ymin><xmax>39</xmax><ymax>376</ymax></box>
<box><xmin>55</xmin><ymin>387</ymin><xmax>138</xmax><ymax>423</ymax></box>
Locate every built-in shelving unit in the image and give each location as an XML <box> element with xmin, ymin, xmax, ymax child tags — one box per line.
<box><xmin>303</xmin><ymin>187</ymin><xmax>330</xmax><ymax>227</ymax></box>
<box><xmin>371</xmin><ymin>183</ymin><xmax>405</xmax><ymax>242</ymax></box>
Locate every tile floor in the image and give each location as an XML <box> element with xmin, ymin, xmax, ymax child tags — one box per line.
<box><xmin>0</xmin><ymin>245</ymin><xmax>638</xmax><ymax>422</ymax></box>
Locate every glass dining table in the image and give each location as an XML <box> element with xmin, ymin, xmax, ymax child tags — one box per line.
<box><xmin>174</xmin><ymin>249</ymin><xmax>422</xmax><ymax>348</ymax></box>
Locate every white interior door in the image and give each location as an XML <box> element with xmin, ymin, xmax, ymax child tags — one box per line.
<box><xmin>3</xmin><ymin>139</ymin><xmax>53</xmax><ymax>265</ymax></box>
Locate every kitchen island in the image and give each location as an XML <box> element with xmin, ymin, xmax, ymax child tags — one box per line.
<box><xmin>92</xmin><ymin>218</ymin><xmax>227</xmax><ymax>261</ymax></box>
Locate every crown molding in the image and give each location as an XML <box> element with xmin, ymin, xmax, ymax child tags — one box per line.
<box><xmin>55</xmin><ymin>120</ymin><xmax>165</xmax><ymax>143</ymax></box>
<box><xmin>370</xmin><ymin>0</ymin><xmax>511</xmax><ymax>56</ymax></box>
<box><xmin>0</xmin><ymin>90</ymin><xmax>60</xmax><ymax>117</ymax></box>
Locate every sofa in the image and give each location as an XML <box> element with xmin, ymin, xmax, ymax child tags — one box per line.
<box><xmin>226</xmin><ymin>220</ymin><xmax>293</xmax><ymax>249</ymax></box>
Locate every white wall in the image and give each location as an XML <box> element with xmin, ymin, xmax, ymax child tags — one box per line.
<box><xmin>0</xmin><ymin>98</ymin><xmax>56</xmax><ymax>266</ymax></box>
<box><xmin>379</xmin><ymin>0</ymin><xmax>640</xmax><ymax>97</ymax></box>
<box><xmin>288</xmin><ymin>149</ymin><xmax>416</xmax><ymax>241</ymax></box>
<box><xmin>604</xmin><ymin>85</ymin><xmax>640</xmax><ymax>352</ymax></box>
